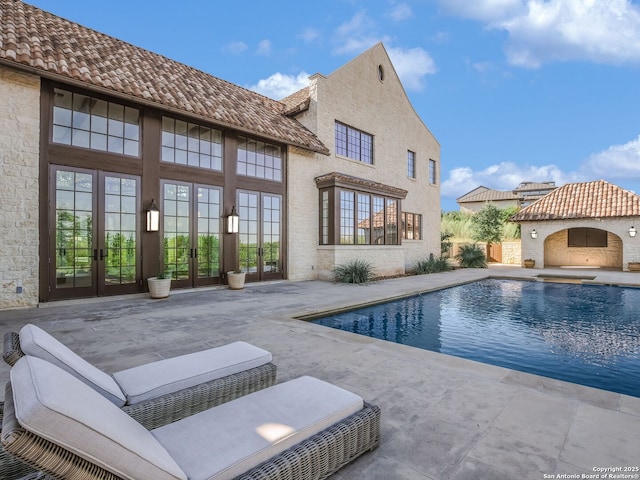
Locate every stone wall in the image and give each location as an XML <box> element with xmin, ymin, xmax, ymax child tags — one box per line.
<box><xmin>0</xmin><ymin>66</ymin><xmax>40</xmax><ymax>309</ymax></box>
<box><xmin>287</xmin><ymin>44</ymin><xmax>441</xmax><ymax>281</ymax></box>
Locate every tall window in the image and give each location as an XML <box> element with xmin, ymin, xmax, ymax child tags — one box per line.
<box><xmin>237</xmin><ymin>137</ymin><xmax>282</xmax><ymax>181</ymax></box>
<box><xmin>401</xmin><ymin>212</ymin><xmax>422</xmax><ymax>240</ymax></box>
<box><xmin>407</xmin><ymin>150</ymin><xmax>416</xmax><ymax>178</ymax></box>
<box><xmin>337</xmin><ymin>190</ymin><xmax>398</xmax><ymax>245</ymax></box>
<box><xmin>429</xmin><ymin>159</ymin><xmax>437</xmax><ymax>185</ymax></box>
<box><xmin>161</xmin><ymin>117</ymin><xmax>222</xmax><ymax>170</ymax></box>
<box><xmin>335</xmin><ymin>122</ymin><xmax>373</xmax><ymax>164</ymax></box>
<box><xmin>53</xmin><ymin>88</ymin><xmax>140</xmax><ymax>157</ymax></box>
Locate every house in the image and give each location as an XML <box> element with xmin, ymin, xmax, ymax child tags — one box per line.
<box><xmin>0</xmin><ymin>1</ymin><xmax>440</xmax><ymax>309</ymax></box>
<box><xmin>510</xmin><ymin>180</ymin><xmax>640</xmax><ymax>270</ymax></box>
<box><xmin>457</xmin><ymin>182</ymin><xmax>556</xmax><ymax>213</ymax></box>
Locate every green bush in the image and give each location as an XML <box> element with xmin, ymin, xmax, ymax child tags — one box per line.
<box><xmin>333</xmin><ymin>259</ymin><xmax>376</xmax><ymax>284</ymax></box>
<box><xmin>412</xmin><ymin>255</ymin><xmax>451</xmax><ymax>275</ymax></box>
<box><xmin>455</xmin><ymin>243</ymin><xmax>487</xmax><ymax>268</ymax></box>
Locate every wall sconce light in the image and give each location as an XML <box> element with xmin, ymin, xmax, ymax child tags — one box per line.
<box><xmin>629</xmin><ymin>226</ymin><xmax>637</xmax><ymax>238</ymax></box>
<box><xmin>146</xmin><ymin>199</ymin><xmax>160</xmax><ymax>232</ymax></box>
<box><xmin>530</xmin><ymin>229</ymin><xmax>538</xmax><ymax>239</ymax></box>
<box><xmin>227</xmin><ymin>206</ymin><xmax>240</xmax><ymax>234</ymax></box>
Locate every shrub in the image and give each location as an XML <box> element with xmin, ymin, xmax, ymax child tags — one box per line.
<box><xmin>333</xmin><ymin>259</ymin><xmax>376</xmax><ymax>284</ymax></box>
<box><xmin>455</xmin><ymin>243</ymin><xmax>487</xmax><ymax>268</ymax></box>
<box><xmin>412</xmin><ymin>255</ymin><xmax>451</xmax><ymax>275</ymax></box>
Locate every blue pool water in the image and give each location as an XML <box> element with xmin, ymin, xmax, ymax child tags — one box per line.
<box><xmin>312</xmin><ymin>279</ymin><xmax>640</xmax><ymax>397</ymax></box>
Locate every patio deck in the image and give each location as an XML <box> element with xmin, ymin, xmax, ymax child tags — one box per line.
<box><xmin>1</xmin><ymin>265</ymin><xmax>639</xmax><ymax>479</ymax></box>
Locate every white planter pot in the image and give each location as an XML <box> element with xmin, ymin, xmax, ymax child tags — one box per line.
<box><xmin>227</xmin><ymin>271</ymin><xmax>246</xmax><ymax>290</ymax></box>
<box><xmin>148</xmin><ymin>277</ymin><xmax>171</xmax><ymax>299</ymax></box>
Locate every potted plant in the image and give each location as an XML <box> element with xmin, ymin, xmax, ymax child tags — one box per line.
<box><xmin>227</xmin><ymin>270</ymin><xmax>246</xmax><ymax>290</ymax></box>
<box><xmin>628</xmin><ymin>262</ymin><xmax>640</xmax><ymax>272</ymax></box>
<box><xmin>523</xmin><ymin>259</ymin><xmax>535</xmax><ymax>268</ymax></box>
<box><xmin>148</xmin><ymin>271</ymin><xmax>172</xmax><ymax>299</ymax></box>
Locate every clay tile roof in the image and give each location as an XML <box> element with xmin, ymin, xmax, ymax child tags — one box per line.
<box><xmin>510</xmin><ymin>180</ymin><xmax>640</xmax><ymax>222</ymax></box>
<box><xmin>460</xmin><ymin>189</ymin><xmax>519</xmax><ymax>203</ymax></box>
<box><xmin>0</xmin><ymin>0</ymin><xmax>328</xmax><ymax>154</ymax></box>
<box><xmin>281</xmin><ymin>86</ymin><xmax>310</xmax><ymax>116</ymax></box>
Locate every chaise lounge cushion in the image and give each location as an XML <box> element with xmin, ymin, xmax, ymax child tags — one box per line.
<box><xmin>113</xmin><ymin>341</ymin><xmax>272</xmax><ymax>405</ymax></box>
<box><xmin>9</xmin><ymin>356</ymin><xmax>187</xmax><ymax>480</ymax></box>
<box><xmin>152</xmin><ymin>375</ymin><xmax>364</xmax><ymax>480</ymax></box>
<box><xmin>19</xmin><ymin>324</ymin><xmax>126</xmax><ymax>407</ymax></box>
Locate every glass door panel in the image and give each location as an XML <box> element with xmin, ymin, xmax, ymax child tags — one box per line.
<box><xmin>163</xmin><ymin>183</ymin><xmax>191</xmax><ymax>281</ymax></box>
<box><xmin>54</xmin><ymin>169</ymin><xmax>95</xmax><ymax>292</ymax></box>
<box><xmin>262</xmin><ymin>194</ymin><xmax>281</xmax><ymax>274</ymax></box>
<box><xmin>196</xmin><ymin>186</ymin><xmax>221</xmax><ymax>281</ymax></box>
<box><xmin>101</xmin><ymin>175</ymin><xmax>139</xmax><ymax>290</ymax></box>
<box><xmin>238</xmin><ymin>191</ymin><xmax>282</xmax><ymax>281</ymax></box>
<box><xmin>238</xmin><ymin>192</ymin><xmax>259</xmax><ymax>276</ymax></box>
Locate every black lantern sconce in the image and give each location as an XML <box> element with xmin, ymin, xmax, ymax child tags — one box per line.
<box><xmin>530</xmin><ymin>229</ymin><xmax>538</xmax><ymax>239</ymax></box>
<box><xmin>146</xmin><ymin>199</ymin><xmax>160</xmax><ymax>232</ymax></box>
<box><xmin>629</xmin><ymin>226</ymin><xmax>637</xmax><ymax>238</ymax></box>
<box><xmin>227</xmin><ymin>206</ymin><xmax>240</xmax><ymax>234</ymax></box>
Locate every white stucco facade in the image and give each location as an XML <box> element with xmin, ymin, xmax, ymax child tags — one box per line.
<box><xmin>287</xmin><ymin>43</ymin><xmax>441</xmax><ymax>280</ymax></box>
<box><xmin>519</xmin><ymin>218</ymin><xmax>640</xmax><ymax>270</ymax></box>
<box><xmin>0</xmin><ymin>65</ymin><xmax>40</xmax><ymax>308</ymax></box>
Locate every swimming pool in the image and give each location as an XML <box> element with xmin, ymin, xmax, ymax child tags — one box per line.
<box><xmin>311</xmin><ymin>279</ymin><xmax>640</xmax><ymax>397</ymax></box>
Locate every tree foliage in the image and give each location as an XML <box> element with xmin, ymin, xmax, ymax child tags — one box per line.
<box><xmin>471</xmin><ymin>204</ymin><xmax>504</xmax><ymax>244</ymax></box>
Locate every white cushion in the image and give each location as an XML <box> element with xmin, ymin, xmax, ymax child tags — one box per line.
<box><xmin>152</xmin><ymin>376</ymin><xmax>364</xmax><ymax>480</ymax></box>
<box><xmin>19</xmin><ymin>324</ymin><xmax>126</xmax><ymax>406</ymax></box>
<box><xmin>10</xmin><ymin>356</ymin><xmax>187</xmax><ymax>480</ymax></box>
<box><xmin>113</xmin><ymin>341</ymin><xmax>272</xmax><ymax>405</ymax></box>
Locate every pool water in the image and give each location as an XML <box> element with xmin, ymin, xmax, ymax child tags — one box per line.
<box><xmin>312</xmin><ymin>279</ymin><xmax>640</xmax><ymax>397</ymax></box>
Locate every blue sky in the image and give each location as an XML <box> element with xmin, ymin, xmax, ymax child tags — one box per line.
<box><xmin>26</xmin><ymin>0</ymin><xmax>640</xmax><ymax>210</ymax></box>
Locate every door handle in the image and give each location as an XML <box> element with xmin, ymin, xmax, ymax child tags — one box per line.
<box><xmin>93</xmin><ymin>249</ymin><xmax>98</xmax><ymax>261</ymax></box>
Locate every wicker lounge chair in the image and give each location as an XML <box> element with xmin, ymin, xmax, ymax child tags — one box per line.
<box><xmin>1</xmin><ymin>325</ymin><xmax>277</xmax><ymax>480</ymax></box>
<box><xmin>2</xmin><ymin>356</ymin><xmax>380</xmax><ymax>480</ymax></box>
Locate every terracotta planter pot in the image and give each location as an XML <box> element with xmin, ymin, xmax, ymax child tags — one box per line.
<box><xmin>227</xmin><ymin>271</ymin><xmax>246</xmax><ymax>290</ymax></box>
<box><xmin>523</xmin><ymin>260</ymin><xmax>535</xmax><ymax>268</ymax></box>
<box><xmin>148</xmin><ymin>277</ymin><xmax>171</xmax><ymax>299</ymax></box>
<box><xmin>628</xmin><ymin>262</ymin><xmax>640</xmax><ymax>272</ymax></box>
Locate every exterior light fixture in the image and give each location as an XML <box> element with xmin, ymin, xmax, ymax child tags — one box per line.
<box><xmin>530</xmin><ymin>229</ymin><xmax>538</xmax><ymax>239</ymax></box>
<box><xmin>146</xmin><ymin>199</ymin><xmax>160</xmax><ymax>232</ymax></box>
<box><xmin>227</xmin><ymin>206</ymin><xmax>240</xmax><ymax>234</ymax></box>
<box><xmin>629</xmin><ymin>226</ymin><xmax>637</xmax><ymax>238</ymax></box>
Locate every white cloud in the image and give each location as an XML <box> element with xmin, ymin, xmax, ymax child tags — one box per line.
<box><xmin>331</xmin><ymin>12</ymin><xmax>436</xmax><ymax>91</ymax></box>
<box><xmin>442</xmin><ymin>134</ymin><xmax>640</xmax><ymax>201</ymax></box>
<box><xmin>247</xmin><ymin>71</ymin><xmax>310</xmax><ymax>100</ymax></box>
<box><xmin>387</xmin><ymin>47</ymin><xmax>437</xmax><ymax>90</ymax></box>
<box><xmin>332</xmin><ymin>10</ymin><xmax>384</xmax><ymax>55</ymax></box>
<box><xmin>441</xmin><ymin>162</ymin><xmax>584</xmax><ymax>198</ymax></box>
<box><xmin>222</xmin><ymin>41</ymin><xmax>248</xmax><ymax>55</ymax></box>
<box><xmin>388</xmin><ymin>3</ymin><xmax>413</xmax><ymax>21</ymax></box>
<box><xmin>438</xmin><ymin>0</ymin><xmax>640</xmax><ymax>68</ymax></box>
<box><xmin>298</xmin><ymin>28</ymin><xmax>321</xmax><ymax>43</ymax></box>
<box><xmin>582</xmin><ymin>135</ymin><xmax>640</xmax><ymax>178</ymax></box>
<box><xmin>256</xmin><ymin>39</ymin><xmax>272</xmax><ymax>56</ymax></box>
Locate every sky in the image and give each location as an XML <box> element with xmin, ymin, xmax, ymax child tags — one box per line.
<box><xmin>25</xmin><ymin>0</ymin><xmax>640</xmax><ymax>211</ymax></box>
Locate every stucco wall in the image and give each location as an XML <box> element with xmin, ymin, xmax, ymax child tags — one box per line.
<box><xmin>287</xmin><ymin>44</ymin><xmax>441</xmax><ymax>280</ymax></box>
<box><xmin>0</xmin><ymin>66</ymin><xmax>40</xmax><ymax>309</ymax></box>
<box><xmin>519</xmin><ymin>218</ymin><xmax>640</xmax><ymax>270</ymax></box>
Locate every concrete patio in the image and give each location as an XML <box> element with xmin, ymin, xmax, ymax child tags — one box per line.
<box><xmin>1</xmin><ymin>266</ymin><xmax>639</xmax><ymax>479</ymax></box>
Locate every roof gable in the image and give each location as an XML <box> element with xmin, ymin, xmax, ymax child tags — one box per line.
<box><xmin>510</xmin><ymin>180</ymin><xmax>640</xmax><ymax>222</ymax></box>
<box><xmin>0</xmin><ymin>0</ymin><xmax>328</xmax><ymax>154</ymax></box>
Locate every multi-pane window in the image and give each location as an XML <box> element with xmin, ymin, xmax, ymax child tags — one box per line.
<box><xmin>53</xmin><ymin>88</ymin><xmax>140</xmax><ymax>156</ymax></box>
<box><xmin>340</xmin><ymin>191</ymin><xmax>355</xmax><ymax>244</ymax></box>
<box><xmin>237</xmin><ymin>137</ymin><xmax>282</xmax><ymax>181</ymax></box>
<box><xmin>407</xmin><ymin>150</ymin><xmax>416</xmax><ymax>178</ymax></box>
<box><xmin>335</xmin><ymin>122</ymin><xmax>373</xmax><ymax>164</ymax></box>
<box><xmin>161</xmin><ymin>117</ymin><xmax>222</xmax><ymax>170</ymax></box>
<box><xmin>429</xmin><ymin>159</ymin><xmax>437</xmax><ymax>185</ymax></box>
<box><xmin>337</xmin><ymin>189</ymin><xmax>398</xmax><ymax>245</ymax></box>
<box><xmin>321</xmin><ymin>191</ymin><xmax>329</xmax><ymax>245</ymax></box>
<box><xmin>401</xmin><ymin>212</ymin><xmax>422</xmax><ymax>240</ymax></box>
